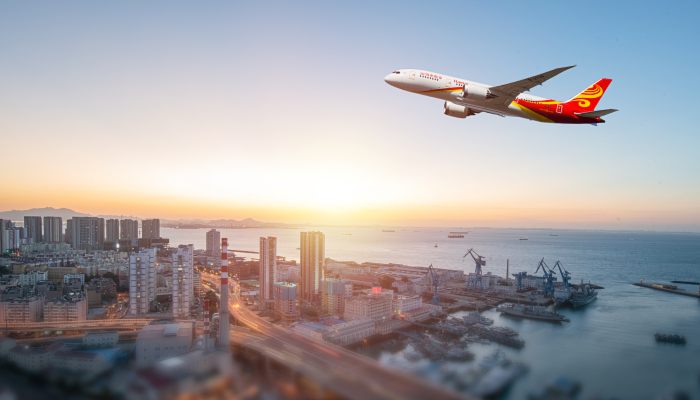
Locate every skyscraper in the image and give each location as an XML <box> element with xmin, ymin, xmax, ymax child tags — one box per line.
<box><xmin>106</xmin><ymin>219</ymin><xmax>120</xmax><ymax>243</ymax></box>
<box><xmin>43</xmin><ymin>216</ymin><xmax>63</xmax><ymax>243</ymax></box>
<box><xmin>120</xmin><ymin>219</ymin><xmax>139</xmax><ymax>244</ymax></box>
<box><xmin>206</xmin><ymin>229</ymin><xmax>220</xmax><ymax>258</ymax></box>
<box><xmin>142</xmin><ymin>219</ymin><xmax>160</xmax><ymax>239</ymax></box>
<box><xmin>259</xmin><ymin>236</ymin><xmax>277</xmax><ymax>304</ymax></box>
<box><xmin>66</xmin><ymin>217</ymin><xmax>105</xmax><ymax>251</ymax></box>
<box><xmin>129</xmin><ymin>248</ymin><xmax>157</xmax><ymax>315</ymax></box>
<box><xmin>300</xmin><ymin>231</ymin><xmax>325</xmax><ymax>302</ymax></box>
<box><xmin>172</xmin><ymin>244</ymin><xmax>194</xmax><ymax>319</ymax></box>
<box><xmin>23</xmin><ymin>216</ymin><xmax>42</xmax><ymax>243</ymax></box>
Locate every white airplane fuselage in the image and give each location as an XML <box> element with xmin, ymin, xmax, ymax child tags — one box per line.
<box><xmin>384</xmin><ymin>69</ymin><xmax>543</xmax><ymax>120</ymax></box>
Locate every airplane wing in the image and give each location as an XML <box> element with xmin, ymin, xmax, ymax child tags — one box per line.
<box><xmin>488</xmin><ymin>65</ymin><xmax>575</xmax><ymax>105</ymax></box>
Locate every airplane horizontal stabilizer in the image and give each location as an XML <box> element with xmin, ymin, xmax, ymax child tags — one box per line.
<box><xmin>574</xmin><ymin>109</ymin><xmax>618</xmax><ymax>118</ymax></box>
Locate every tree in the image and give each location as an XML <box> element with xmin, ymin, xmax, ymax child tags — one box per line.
<box><xmin>378</xmin><ymin>275</ymin><xmax>395</xmax><ymax>290</ymax></box>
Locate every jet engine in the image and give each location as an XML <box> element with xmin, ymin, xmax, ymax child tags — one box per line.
<box><xmin>443</xmin><ymin>101</ymin><xmax>476</xmax><ymax>118</ymax></box>
<box><xmin>461</xmin><ymin>84</ymin><xmax>496</xmax><ymax>100</ymax></box>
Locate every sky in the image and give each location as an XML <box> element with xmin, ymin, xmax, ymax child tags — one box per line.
<box><xmin>1</xmin><ymin>1</ymin><xmax>699</xmax><ymax>231</ymax></box>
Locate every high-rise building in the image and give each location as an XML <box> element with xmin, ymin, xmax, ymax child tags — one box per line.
<box><xmin>66</xmin><ymin>217</ymin><xmax>104</xmax><ymax>251</ymax></box>
<box><xmin>218</xmin><ymin>238</ymin><xmax>230</xmax><ymax>349</ymax></box>
<box><xmin>129</xmin><ymin>248</ymin><xmax>157</xmax><ymax>315</ymax></box>
<box><xmin>120</xmin><ymin>219</ymin><xmax>139</xmax><ymax>244</ymax></box>
<box><xmin>205</xmin><ymin>229</ymin><xmax>220</xmax><ymax>258</ymax></box>
<box><xmin>105</xmin><ymin>219</ymin><xmax>119</xmax><ymax>243</ymax></box>
<box><xmin>172</xmin><ymin>244</ymin><xmax>194</xmax><ymax>319</ymax></box>
<box><xmin>300</xmin><ymin>231</ymin><xmax>325</xmax><ymax>302</ymax></box>
<box><xmin>259</xmin><ymin>236</ymin><xmax>277</xmax><ymax>304</ymax></box>
<box><xmin>273</xmin><ymin>282</ymin><xmax>298</xmax><ymax>324</ymax></box>
<box><xmin>321</xmin><ymin>278</ymin><xmax>348</xmax><ymax>316</ymax></box>
<box><xmin>43</xmin><ymin>217</ymin><xmax>63</xmax><ymax>243</ymax></box>
<box><xmin>23</xmin><ymin>216</ymin><xmax>42</xmax><ymax>243</ymax></box>
<box><xmin>141</xmin><ymin>219</ymin><xmax>160</xmax><ymax>239</ymax></box>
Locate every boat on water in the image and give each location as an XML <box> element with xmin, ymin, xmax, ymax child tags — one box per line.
<box><xmin>382</xmin><ymin>229</ymin><xmax>395</xmax><ymax>232</ymax></box>
<box><xmin>569</xmin><ymin>283</ymin><xmax>598</xmax><ymax>307</ymax></box>
<box><xmin>448</xmin><ymin>233</ymin><xmax>465</xmax><ymax>238</ymax></box>
<box><xmin>497</xmin><ymin>303</ymin><xmax>569</xmax><ymax>323</ymax></box>
<box><xmin>655</xmin><ymin>333</ymin><xmax>686</xmax><ymax>345</ymax></box>
<box><xmin>469</xmin><ymin>351</ymin><xmax>528</xmax><ymax>398</ymax></box>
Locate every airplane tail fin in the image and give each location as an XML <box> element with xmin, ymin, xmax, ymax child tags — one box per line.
<box><xmin>565</xmin><ymin>78</ymin><xmax>612</xmax><ymax>112</ymax></box>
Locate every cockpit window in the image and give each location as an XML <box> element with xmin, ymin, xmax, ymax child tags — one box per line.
<box><xmin>392</xmin><ymin>70</ymin><xmax>400</xmax><ymax>74</ymax></box>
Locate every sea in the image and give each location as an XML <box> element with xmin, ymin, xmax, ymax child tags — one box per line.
<box><xmin>162</xmin><ymin>226</ymin><xmax>700</xmax><ymax>400</ymax></box>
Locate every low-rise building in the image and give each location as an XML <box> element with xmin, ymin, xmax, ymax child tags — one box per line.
<box><xmin>135</xmin><ymin>322</ymin><xmax>194</xmax><ymax>367</ymax></box>
<box><xmin>273</xmin><ymin>282</ymin><xmax>298</xmax><ymax>324</ymax></box>
<box><xmin>292</xmin><ymin>317</ymin><xmax>374</xmax><ymax>346</ymax></box>
<box><xmin>17</xmin><ymin>271</ymin><xmax>48</xmax><ymax>286</ymax></box>
<box><xmin>0</xmin><ymin>297</ymin><xmax>43</xmax><ymax>323</ymax></box>
<box><xmin>6</xmin><ymin>342</ymin><xmax>63</xmax><ymax>373</ymax></box>
<box><xmin>44</xmin><ymin>293</ymin><xmax>87</xmax><ymax>322</ymax></box>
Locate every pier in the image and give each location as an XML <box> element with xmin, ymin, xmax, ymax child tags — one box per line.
<box><xmin>633</xmin><ymin>281</ymin><xmax>700</xmax><ymax>299</ymax></box>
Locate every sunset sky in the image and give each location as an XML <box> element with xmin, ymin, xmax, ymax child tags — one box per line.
<box><xmin>2</xmin><ymin>2</ymin><xmax>699</xmax><ymax>231</ymax></box>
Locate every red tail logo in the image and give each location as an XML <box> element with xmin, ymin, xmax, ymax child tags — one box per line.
<box><xmin>565</xmin><ymin>78</ymin><xmax>612</xmax><ymax>112</ymax></box>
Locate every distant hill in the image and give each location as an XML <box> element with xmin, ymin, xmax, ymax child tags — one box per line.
<box><xmin>0</xmin><ymin>207</ymin><xmax>295</xmax><ymax>228</ymax></box>
<box><xmin>0</xmin><ymin>207</ymin><xmax>91</xmax><ymax>221</ymax></box>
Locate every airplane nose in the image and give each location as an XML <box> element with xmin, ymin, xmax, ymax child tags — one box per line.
<box><xmin>384</xmin><ymin>73</ymin><xmax>393</xmax><ymax>84</ymax></box>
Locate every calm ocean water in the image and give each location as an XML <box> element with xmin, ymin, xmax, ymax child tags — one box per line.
<box><xmin>163</xmin><ymin>226</ymin><xmax>700</xmax><ymax>399</ymax></box>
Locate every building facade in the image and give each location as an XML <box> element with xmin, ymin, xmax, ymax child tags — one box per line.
<box><xmin>135</xmin><ymin>322</ymin><xmax>193</xmax><ymax>367</ymax></box>
<box><xmin>66</xmin><ymin>217</ymin><xmax>105</xmax><ymax>251</ymax></box>
<box><xmin>205</xmin><ymin>229</ymin><xmax>220</xmax><ymax>258</ymax></box>
<box><xmin>105</xmin><ymin>219</ymin><xmax>120</xmax><ymax>243</ymax></box>
<box><xmin>172</xmin><ymin>244</ymin><xmax>194</xmax><ymax>319</ymax></box>
<box><xmin>300</xmin><ymin>231</ymin><xmax>325</xmax><ymax>302</ymax></box>
<box><xmin>141</xmin><ymin>219</ymin><xmax>160</xmax><ymax>239</ymax></box>
<box><xmin>321</xmin><ymin>278</ymin><xmax>348</xmax><ymax>316</ymax></box>
<box><xmin>129</xmin><ymin>248</ymin><xmax>157</xmax><ymax>315</ymax></box>
<box><xmin>44</xmin><ymin>295</ymin><xmax>87</xmax><ymax>322</ymax></box>
<box><xmin>120</xmin><ymin>219</ymin><xmax>139</xmax><ymax>244</ymax></box>
<box><xmin>23</xmin><ymin>216</ymin><xmax>42</xmax><ymax>243</ymax></box>
<box><xmin>43</xmin><ymin>216</ymin><xmax>63</xmax><ymax>243</ymax></box>
<box><xmin>259</xmin><ymin>236</ymin><xmax>277</xmax><ymax>304</ymax></box>
<box><xmin>273</xmin><ymin>282</ymin><xmax>298</xmax><ymax>323</ymax></box>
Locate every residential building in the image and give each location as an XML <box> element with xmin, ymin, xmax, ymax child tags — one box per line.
<box><xmin>141</xmin><ymin>219</ymin><xmax>160</xmax><ymax>239</ymax></box>
<box><xmin>0</xmin><ymin>297</ymin><xmax>43</xmax><ymax>323</ymax></box>
<box><xmin>344</xmin><ymin>287</ymin><xmax>394</xmax><ymax>321</ymax></box>
<box><xmin>43</xmin><ymin>216</ymin><xmax>63</xmax><ymax>243</ymax></box>
<box><xmin>135</xmin><ymin>322</ymin><xmax>193</xmax><ymax>367</ymax></box>
<box><xmin>17</xmin><ymin>271</ymin><xmax>48</xmax><ymax>286</ymax></box>
<box><xmin>205</xmin><ymin>229</ymin><xmax>220</xmax><ymax>258</ymax></box>
<box><xmin>66</xmin><ymin>217</ymin><xmax>105</xmax><ymax>251</ymax></box>
<box><xmin>172</xmin><ymin>244</ymin><xmax>194</xmax><ymax>319</ymax></box>
<box><xmin>44</xmin><ymin>293</ymin><xmax>87</xmax><ymax>322</ymax></box>
<box><xmin>23</xmin><ymin>216</ymin><xmax>42</xmax><ymax>243</ymax></box>
<box><xmin>120</xmin><ymin>219</ymin><xmax>139</xmax><ymax>244</ymax></box>
<box><xmin>300</xmin><ymin>231</ymin><xmax>325</xmax><ymax>302</ymax></box>
<box><xmin>259</xmin><ymin>236</ymin><xmax>277</xmax><ymax>304</ymax></box>
<box><xmin>106</xmin><ymin>218</ymin><xmax>119</xmax><ymax>243</ymax></box>
<box><xmin>7</xmin><ymin>342</ymin><xmax>63</xmax><ymax>373</ymax></box>
<box><xmin>63</xmin><ymin>273</ymin><xmax>85</xmax><ymax>286</ymax></box>
<box><xmin>129</xmin><ymin>248</ymin><xmax>157</xmax><ymax>315</ymax></box>
<box><xmin>0</xmin><ymin>219</ymin><xmax>22</xmax><ymax>252</ymax></box>
<box><xmin>321</xmin><ymin>278</ymin><xmax>348</xmax><ymax>316</ymax></box>
<box><xmin>273</xmin><ymin>282</ymin><xmax>298</xmax><ymax>323</ymax></box>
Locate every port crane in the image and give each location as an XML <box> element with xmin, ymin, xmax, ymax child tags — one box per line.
<box><xmin>512</xmin><ymin>271</ymin><xmax>528</xmax><ymax>291</ymax></box>
<box><xmin>534</xmin><ymin>258</ymin><xmax>557</xmax><ymax>298</ymax></box>
<box><xmin>552</xmin><ymin>260</ymin><xmax>571</xmax><ymax>288</ymax></box>
<box><xmin>426</xmin><ymin>264</ymin><xmax>440</xmax><ymax>305</ymax></box>
<box><xmin>463</xmin><ymin>248</ymin><xmax>487</xmax><ymax>289</ymax></box>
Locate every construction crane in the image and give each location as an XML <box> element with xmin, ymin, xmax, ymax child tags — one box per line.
<box><xmin>534</xmin><ymin>258</ymin><xmax>557</xmax><ymax>298</ymax></box>
<box><xmin>463</xmin><ymin>248</ymin><xmax>487</xmax><ymax>289</ymax></box>
<box><xmin>552</xmin><ymin>260</ymin><xmax>571</xmax><ymax>288</ymax></box>
<box><xmin>426</xmin><ymin>264</ymin><xmax>440</xmax><ymax>305</ymax></box>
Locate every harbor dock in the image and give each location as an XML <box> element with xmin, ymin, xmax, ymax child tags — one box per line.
<box><xmin>633</xmin><ymin>281</ymin><xmax>700</xmax><ymax>299</ymax></box>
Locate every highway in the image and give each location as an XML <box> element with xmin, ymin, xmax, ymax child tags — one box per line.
<box><xmin>203</xmin><ymin>273</ymin><xmax>471</xmax><ymax>400</ymax></box>
<box><xmin>1</xmin><ymin>318</ymin><xmax>155</xmax><ymax>332</ymax></box>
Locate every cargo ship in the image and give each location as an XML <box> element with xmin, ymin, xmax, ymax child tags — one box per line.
<box><xmin>497</xmin><ymin>303</ymin><xmax>569</xmax><ymax>323</ymax></box>
<box><xmin>448</xmin><ymin>232</ymin><xmax>465</xmax><ymax>238</ymax></box>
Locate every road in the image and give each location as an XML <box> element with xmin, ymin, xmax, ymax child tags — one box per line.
<box><xmin>202</xmin><ymin>273</ymin><xmax>472</xmax><ymax>400</ymax></box>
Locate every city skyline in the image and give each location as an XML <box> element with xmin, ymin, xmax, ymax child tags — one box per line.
<box><xmin>2</xmin><ymin>2</ymin><xmax>699</xmax><ymax>232</ymax></box>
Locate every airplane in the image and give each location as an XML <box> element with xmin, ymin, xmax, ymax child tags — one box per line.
<box><xmin>384</xmin><ymin>66</ymin><xmax>617</xmax><ymax>124</ymax></box>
